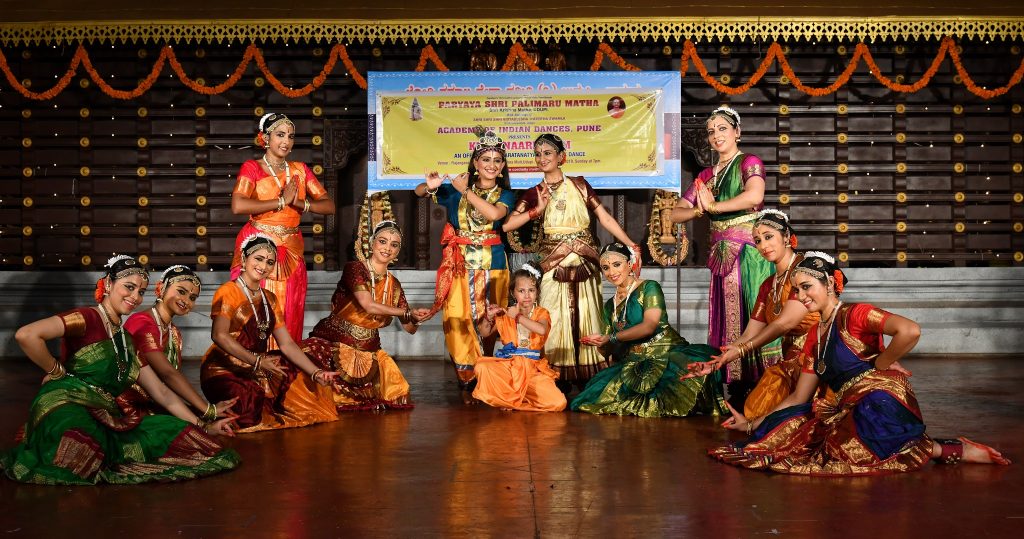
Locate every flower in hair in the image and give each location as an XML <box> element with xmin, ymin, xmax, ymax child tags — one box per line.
<box><xmin>803</xmin><ymin>251</ymin><xmax>835</xmax><ymax>264</ymax></box>
<box><xmin>521</xmin><ymin>263</ymin><xmax>542</xmax><ymax>280</ymax></box>
<box><xmin>258</xmin><ymin>112</ymin><xmax>275</xmax><ymax>132</ymax></box>
<box><xmin>241</xmin><ymin>232</ymin><xmax>275</xmax><ymax>251</ymax></box>
<box><xmin>757</xmin><ymin>208</ymin><xmax>789</xmax><ymax>223</ymax></box>
<box><xmin>712</xmin><ymin>105</ymin><xmax>741</xmax><ymax>125</ymax></box>
<box><xmin>105</xmin><ymin>254</ymin><xmax>133</xmax><ymax>268</ymax></box>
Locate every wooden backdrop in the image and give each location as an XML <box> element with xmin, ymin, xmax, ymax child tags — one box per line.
<box><xmin>1</xmin><ymin>38</ymin><xmax>1022</xmax><ymax>271</ymax></box>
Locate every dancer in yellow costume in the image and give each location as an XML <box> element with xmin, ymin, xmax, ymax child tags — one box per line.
<box><xmin>415</xmin><ymin>128</ymin><xmax>516</xmax><ymax>403</ymax></box>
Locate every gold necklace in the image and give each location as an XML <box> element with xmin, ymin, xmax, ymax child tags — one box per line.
<box><xmin>236</xmin><ymin>278</ymin><xmax>271</xmax><ymax>340</ymax></box>
<box><xmin>612</xmin><ymin>279</ymin><xmax>640</xmax><ymax>330</ymax></box>
<box><xmin>516</xmin><ymin>304</ymin><xmax>536</xmax><ymax>347</ymax></box>
<box><xmin>815</xmin><ymin>300</ymin><xmax>843</xmax><ymax>375</ymax></box>
<box><xmin>96</xmin><ymin>305</ymin><xmax>131</xmax><ymax>382</ymax></box>
<box><xmin>770</xmin><ymin>252</ymin><xmax>797</xmax><ymax>316</ymax></box>
<box><xmin>710</xmin><ymin>151</ymin><xmax>741</xmax><ymax>196</ymax></box>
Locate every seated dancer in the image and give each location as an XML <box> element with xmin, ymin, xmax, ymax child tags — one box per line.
<box><xmin>685</xmin><ymin>210</ymin><xmax>820</xmax><ymax>422</ymax></box>
<box><xmin>709</xmin><ymin>252</ymin><xmax>1010</xmax><ymax>475</ymax></box>
<box><xmin>472</xmin><ymin>261</ymin><xmax>567</xmax><ymax>412</ymax></box>
<box><xmin>303</xmin><ymin>220</ymin><xmax>430</xmax><ymax>410</ymax></box>
<box><xmin>2</xmin><ymin>255</ymin><xmax>238</xmax><ymax>485</ymax></box>
<box><xmin>201</xmin><ymin>234</ymin><xmax>340</xmax><ymax>432</ymax></box>
<box><xmin>122</xmin><ymin>265</ymin><xmax>236</xmax><ymax>421</ymax></box>
<box><xmin>569</xmin><ymin>243</ymin><xmax>726</xmax><ymax>418</ymax></box>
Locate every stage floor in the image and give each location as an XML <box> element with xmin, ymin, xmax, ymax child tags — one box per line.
<box><xmin>1</xmin><ymin>357</ymin><xmax>1022</xmax><ymax>538</ymax></box>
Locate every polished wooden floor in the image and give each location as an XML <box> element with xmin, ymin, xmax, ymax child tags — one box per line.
<box><xmin>1</xmin><ymin>357</ymin><xmax>1022</xmax><ymax>538</ymax></box>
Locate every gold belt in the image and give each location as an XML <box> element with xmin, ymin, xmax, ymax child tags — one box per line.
<box><xmin>710</xmin><ymin>212</ymin><xmax>758</xmax><ymax>231</ymax></box>
<box><xmin>251</xmin><ymin>221</ymin><xmax>300</xmax><ymax>237</ymax></box>
<box><xmin>340</xmin><ymin>319</ymin><xmax>378</xmax><ymax>342</ymax></box>
<box><xmin>629</xmin><ymin>329</ymin><xmax>672</xmax><ymax>355</ymax></box>
<box><xmin>456</xmin><ymin>229</ymin><xmax>499</xmax><ymax>243</ymax></box>
<box><xmin>543</xmin><ymin>230</ymin><xmax>593</xmax><ymax>243</ymax></box>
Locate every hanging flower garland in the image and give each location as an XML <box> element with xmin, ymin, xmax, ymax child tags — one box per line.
<box><xmin>500</xmin><ymin>42</ymin><xmax>541</xmax><ymax>71</ymax></box>
<box><xmin>590</xmin><ymin>43</ymin><xmax>641</xmax><ymax>71</ymax></box>
<box><xmin>1</xmin><ymin>36</ymin><xmax>1022</xmax><ymax>100</ymax></box>
<box><xmin>415</xmin><ymin>44</ymin><xmax>449</xmax><ymax>72</ymax></box>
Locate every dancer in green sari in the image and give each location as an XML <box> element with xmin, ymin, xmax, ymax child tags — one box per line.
<box><xmin>570</xmin><ymin>243</ymin><xmax>726</xmax><ymax>418</ymax></box>
<box><xmin>1</xmin><ymin>255</ymin><xmax>239</xmax><ymax>485</ymax></box>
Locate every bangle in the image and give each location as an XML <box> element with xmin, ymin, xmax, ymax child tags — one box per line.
<box><xmin>252</xmin><ymin>353</ymin><xmax>263</xmax><ymax>374</ymax></box>
<box><xmin>303</xmin><ymin>198</ymin><xmax>311</xmax><ymax>213</ymax></box>
<box><xmin>609</xmin><ymin>333</ymin><xmax>620</xmax><ymax>345</ymax></box>
<box><xmin>708</xmin><ymin>201</ymin><xmax>719</xmax><ymax>214</ymax></box>
<box><xmin>310</xmin><ymin>368</ymin><xmax>324</xmax><ymax>384</ymax></box>
<box><xmin>513</xmin><ymin>313</ymin><xmax>521</xmax><ymax>324</ymax></box>
<box><xmin>402</xmin><ymin>307</ymin><xmax>413</xmax><ymax>324</ymax></box>
<box><xmin>277</xmin><ymin>196</ymin><xmax>285</xmax><ymax>211</ymax></box>
<box><xmin>202</xmin><ymin>403</ymin><xmax>218</xmax><ymax>422</ymax></box>
<box><xmin>693</xmin><ymin>207</ymin><xmax>704</xmax><ymax>218</ymax></box>
<box><xmin>424</xmin><ymin>186</ymin><xmax>438</xmax><ymax>196</ymax></box>
<box><xmin>47</xmin><ymin>359</ymin><xmax>67</xmax><ymax>380</ymax></box>
<box><xmin>746</xmin><ymin>422</ymin><xmax>753</xmax><ymax>436</ymax></box>
<box><xmin>528</xmin><ymin>207</ymin><xmax>541</xmax><ymax>220</ymax></box>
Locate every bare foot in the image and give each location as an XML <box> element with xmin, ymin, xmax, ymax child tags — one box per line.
<box><xmin>960</xmin><ymin>437</ymin><xmax>1011</xmax><ymax>465</ymax></box>
<box><xmin>461</xmin><ymin>390</ymin><xmax>479</xmax><ymax>406</ymax></box>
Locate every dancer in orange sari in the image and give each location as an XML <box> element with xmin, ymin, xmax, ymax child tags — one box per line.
<box><xmin>473</xmin><ymin>262</ymin><xmax>566</xmax><ymax>412</ymax></box>
<box><xmin>685</xmin><ymin>210</ymin><xmax>819</xmax><ymax>422</ymax></box>
<box><xmin>202</xmin><ymin>234</ymin><xmax>340</xmax><ymax>432</ymax></box>
<box><xmin>230</xmin><ymin>112</ymin><xmax>336</xmax><ymax>342</ymax></box>
<box><xmin>303</xmin><ymin>221</ymin><xmax>431</xmax><ymax>410</ymax></box>
<box><xmin>710</xmin><ymin>252</ymin><xmax>1010</xmax><ymax>475</ymax></box>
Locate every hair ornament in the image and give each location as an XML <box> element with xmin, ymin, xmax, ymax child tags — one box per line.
<box><xmin>833</xmin><ymin>270</ymin><xmax>845</xmax><ymax>295</ymax></box>
<box><xmin>372</xmin><ymin>219</ymin><xmax>402</xmax><ymax>238</ymax></box>
<box><xmin>803</xmin><ymin>251</ymin><xmax>835</xmax><ymax>264</ymax></box>
<box><xmin>472</xmin><ymin>126</ymin><xmax>506</xmax><ymax>155</ymax></box>
<box><xmin>160</xmin><ymin>264</ymin><xmax>201</xmax><ymax>290</ymax></box>
<box><xmin>105</xmin><ymin>254</ymin><xmax>132</xmax><ymax>268</ymax></box>
<box><xmin>241</xmin><ymin>233</ymin><xmax>276</xmax><ymax>257</ymax></box>
<box><xmin>711</xmin><ymin>105</ymin><xmax>741</xmax><ymax>126</ymax></box>
<box><xmin>599</xmin><ymin>242</ymin><xmax>636</xmax><ymax>268</ymax></box>
<box><xmin>521</xmin><ymin>262</ymin><xmax>542</xmax><ymax>280</ymax></box>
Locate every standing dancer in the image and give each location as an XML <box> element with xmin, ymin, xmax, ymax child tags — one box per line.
<box><xmin>415</xmin><ymin>128</ymin><xmax>516</xmax><ymax>403</ymax></box>
<box><xmin>504</xmin><ymin>133</ymin><xmax>639</xmax><ymax>390</ymax></box>
<box><xmin>230</xmin><ymin>112</ymin><xmax>336</xmax><ymax>342</ymax></box>
<box><xmin>670</xmin><ymin>106</ymin><xmax>773</xmax><ymax>408</ymax></box>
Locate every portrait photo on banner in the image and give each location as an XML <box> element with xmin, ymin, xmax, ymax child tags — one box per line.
<box><xmin>366</xmin><ymin>71</ymin><xmax>682</xmax><ymax>192</ymax></box>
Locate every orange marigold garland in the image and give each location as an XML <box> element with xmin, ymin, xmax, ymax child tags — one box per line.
<box><xmin>415</xmin><ymin>45</ymin><xmax>449</xmax><ymax>72</ymax></box>
<box><xmin>500</xmin><ymin>42</ymin><xmax>541</xmax><ymax>71</ymax></box>
<box><xmin>3</xmin><ymin>37</ymin><xmax>1024</xmax><ymax>100</ymax></box>
<box><xmin>590</xmin><ymin>43</ymin><xmax>642</xmax><ymax>72</ymax></box>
